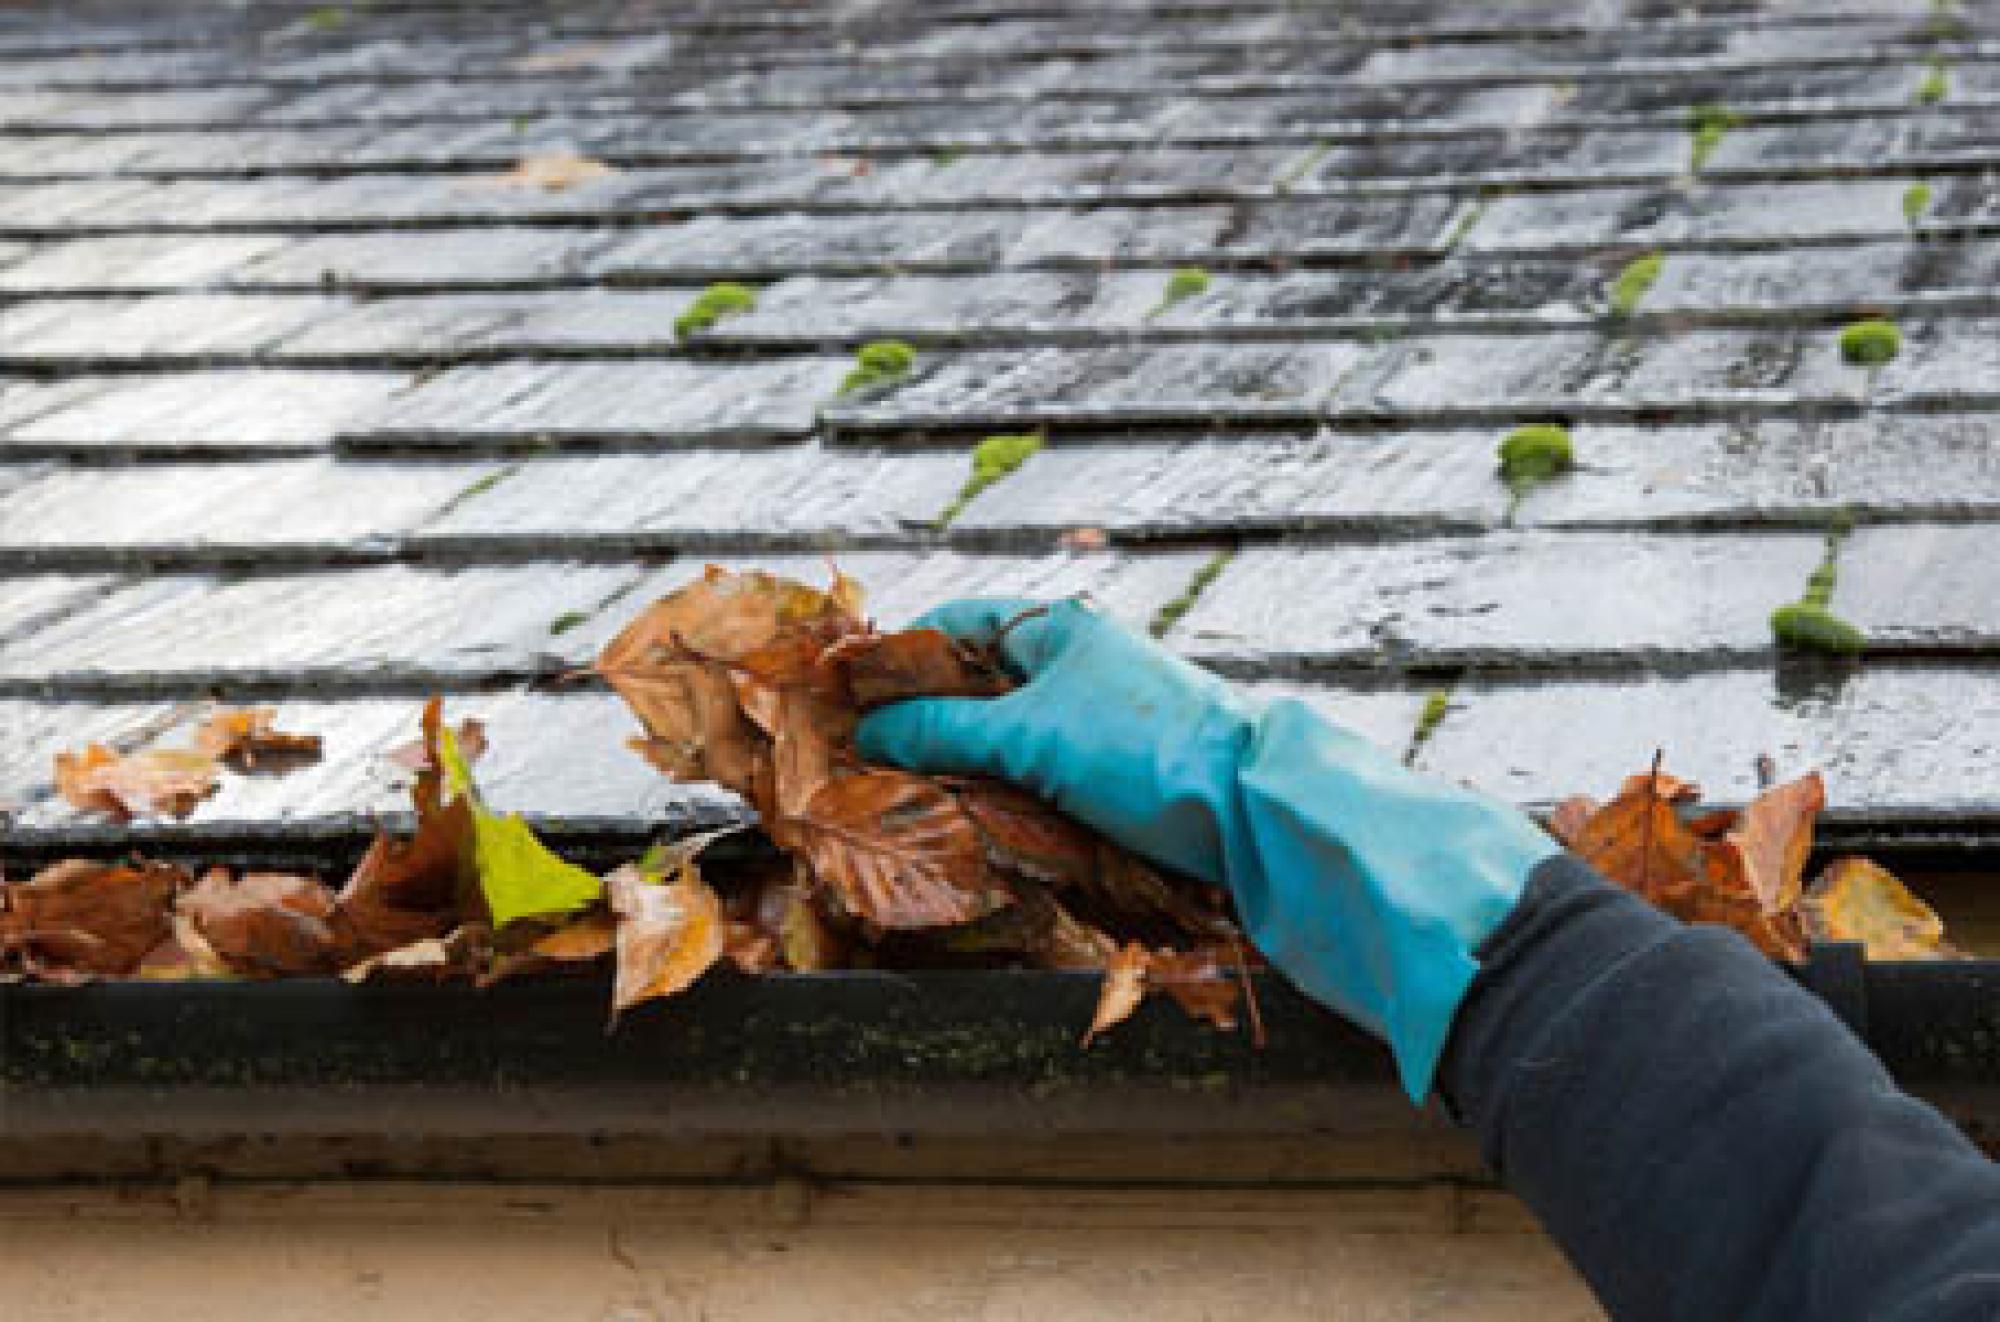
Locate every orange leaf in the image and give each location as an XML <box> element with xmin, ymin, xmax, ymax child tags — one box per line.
<box><xmin>1803</xmin><ymin>857</ymin><xmax>1964</xmax><ymax>961</ymax></box>
<box><xmin>54</xmin><ymin>743</ymin><xmax>217</xmax><ymax>821</ymax></box>
<box><xmin>606</xmin><ymin>859</ymin><xmax>723</xmax><ymax>1019</ymax></box>
<box><xmin>482</xmin><ymin>150</ymin><xmax>617</xmax><ymax>192</ymax></box>
<box><xmin>194</xmin><ymin>707</ymin><xmax>323</xmax><ymax>772</ymax></box>
<box><xmin>1084</xmin><ymin>942</ymin><xmax>1149</xmax><ymax>1047</ymax></box>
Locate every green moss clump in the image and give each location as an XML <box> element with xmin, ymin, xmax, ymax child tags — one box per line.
<box><xmin>1608</xmin><ymin>252</ymin><xmax>1663</xmax><ymax>316</ymax></box>
<box><xmin>1771</xmin><ymin>603</ymin><xmax>1865</xmax><ymax>654</ymax></box>
<box><xmin>1916</xmin><ymin>61</ymin><xmax>1950</xmax><ymax>105</ymax></box>
<box><xmin>1497</xmin><ymin>424</ymin><xmax>1575</xmax><ymax>496</ymax></box>
<box><xmin>1839</xmin><ymin>318</ymin><xmax>1901</xmax><ymax>367</ymax></box>
<box><xmin>306</xmin><ymin>5</ymin><xmax>346</xmax><ymax>30</ymax></box>
<box><xmin>1687</xmin><ymin>103</ymin><xmax>1741</xmax><ymax>171</ymax></box>
<box><xmin>674</xmin><ymin>283</ymin><xmax>758</xmax><ymax>340</ymax></box>
<box><xmin>1153</xmin><ymin>266</ymin><xmax>1211</xmax><ymax>316</ymax></box>
<box><xmin>937</xmin><ymin>433</ymin><xmax>1044</xmax><ymax>526</ymax></box>
<box><xmin>1151</xmin><ymin>550</ymin><xmax>1233</xmax><ymax>638</ymax></box>
<box><xmin>839</xmin><ymin>339</ymin><xmax>916</xmax><ymax>396</ymax></box>
<box><xmin>1903</xmin><ymin>182</ymin><xmax>1933</xmax><ymax>226</ymax></box>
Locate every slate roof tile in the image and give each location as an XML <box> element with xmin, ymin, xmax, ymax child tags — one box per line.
<box><xmin>0</xmin><ymin>0</ymin><xmax>1995</xmax><ymax>852</ymax></box>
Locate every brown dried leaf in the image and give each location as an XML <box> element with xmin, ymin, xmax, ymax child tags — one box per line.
<box><xmin>506</xmin><ymin>41</ymin><xmax>613</xmax><ymax>73</ymax></box>
<box><xmin>55</xmin><ymin>743</ymin><xmax>218</xmax><ymax>821</ymax></box>
<box><xmin>135</xmin><ymin>915</ymin><xmax>233</xmax><ymax>982</ymax></box>
<box><xmin>194</xmin><ymin>707</ymin><xmax>323</xmax><ymax>772</ymax></box>
<box><xmin>483</xmin><ymin>150</ymin><xmax>618</xmax><ymax>192</ymax></box>
<box><xmin>180</xmin><ymin>868</ymin><xmax>353</xmax><ymax>978</ymax></box>
<box><xmin>1084</xmin><ymin>942</ymin><xmax>1149</xmax><ymax>1047</ymax></box>
<box><xmin>342</xmin><ymin>926</ymin><xmax>491</xmax><ymax>984</ymax></box>
<box><xmin>606</xmin><ymin>859</ymin><xmax>724</xmax><ymax>1019</ymax></box>
<box><xmin>0</xmin><ymin>859</ymin><xmax>184</xmax><ymax>977</ymax></box>
<box><xmin>1803</xmin><ymin>857</ymin><xmax>1964</xmax><ymax>961</ymax></box>
<box><xmin>1546</xmin><ymin>795</ymin><xmax>1599</xmax><ymax>847</ymax></box>
<box><xmin>826</xmin><ymin>628</ymin><xmax>1012</xmax><ymax>710</ymax></box>
<box><xmin>596</xmin><ymin>566</ymin><xmax>863</xmax><ymax>796</ymax></box>
<box><xmin>1567</xmin><ymin>764</ymin><xmax>1814</xmax><ymax>961</ymax></box>
<box><xmin>1726</xmin><ymin>771</ymin><xmax>1824</xmax><ymax>916</ymax></box>
<box><xmin>1150</xmin><ymin>948</ymin><xmax>1242</xmax><ymax>1032</ymax></box>
<box><xmin>792</xmin><ymin>770</ymin><xmax>1014</xmax><ymax>929</ymax></box>
<box><xmin>339</xmin><ymin>700</ymin><xmax>476</xmax><ymax>954</ymax></box>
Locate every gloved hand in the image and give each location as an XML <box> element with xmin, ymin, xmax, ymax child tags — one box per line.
<box><xmin>856</xmin><ymin>597</ymin><xmax>1560</xmax><ymax>1101</ymax></box>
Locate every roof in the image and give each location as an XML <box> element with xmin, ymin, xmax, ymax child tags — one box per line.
<box><xmin>0</xmin><ymin>0</ymin><xmax>1997</xmax><ymax>858</ymax></box>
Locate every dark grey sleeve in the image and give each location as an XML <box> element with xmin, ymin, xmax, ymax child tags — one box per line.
<box><xmin>1439</xmin><ymin>852</ymin><xmax>2000</xmax><ymax>1322</ymax></box>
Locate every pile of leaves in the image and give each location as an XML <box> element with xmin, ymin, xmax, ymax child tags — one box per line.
<box><xmin>1551</xmin><ymin>757</ymin><xmax>1962</xmax><ymax>962</ymax></box>
<box><xmin>1</xmin><ymin>570</ymin><xmax>1968</xmax><ymax>1048</ymax></box>
<box><xmin>4</xmin><ymin>570</ymin><xmax>1251</xmax><ymax>1042</ymax></box>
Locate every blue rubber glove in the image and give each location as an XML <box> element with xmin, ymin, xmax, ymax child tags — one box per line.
<box><xmin>855</xmin><ymin>597</ymin><xmax>1560</xmax><ymax>1101</ymax></box>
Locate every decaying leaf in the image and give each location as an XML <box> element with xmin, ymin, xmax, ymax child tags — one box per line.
<box><xmin>791</xmin><ymin>770</ymin><xmax>1015</xmax><ymax>928</ymax></box>
<box><xmin>55</xmin><ymin>743</ymin><xmax>218</xmax><ymax>821</ymax></box>
<box><xmin>342</xmin><ymin>926</ymin><xmax>492</xmax><ymax>984</ymax></box>
<box><xmin>135</xmin><ymin>915</ymin><xmax>233</xmax><ymax>982</ymax></box>
<box><xmin>0</xmin><ymin>858</ymin><xmax>184</xmax><ymax>978</ymax></box>
<box><xmin>482</xmin><ymin>150</ymin><xmax>618</xmax><ymax>191</ymax></box>
<box><xmin>1084</xmin><ymin>942</ymin><xmax>1150</xmax><ymax>1046</ymax></box>
<box><xmin>1562</xmin><ymin>762</ymin><xmax>1816</xmax><ymax>960</ymax></box>
<box><xmin>338</xmin><ymin>698</ymin><xmax>472</xmax><ymax>954</ymax></box>
<box><xmin>1803</xmin><ymin>857</ymin><xmax>1964</xmax><ymax>961</ymax></box>
<box><xmin>506</xmin><ymin>41</ymin><xmax>613</xmax><ymax>73</ymax></box>
<box><xmin>180</xmin><ymin>868</ymin><xmax>352</xmax><ymax>978</ymax></box>
<box><xmin>194</xmin><ymin>707</ymin><xmax>324</xmax><ymax>772</ymax></box>
<box><xmin>827</xmin><ymin>627</ymin><xmax>1011</xmax><ymax>709</ymax></box>
<box><xmin>606</xmin><ymin>849</ymin><xmax>724</xmax><ymax>1020</ymax></box>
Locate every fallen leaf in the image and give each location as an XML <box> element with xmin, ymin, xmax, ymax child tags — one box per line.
<box><xmin>194</xmin><ymin>707</ymin><xmax>323</xmax><ymax>772</ymax></box>
<box><xmin>1803</xmin><ymin>857</ymin><xmax>1964</xmax><ymax>961</ymax></box>
<box><xmin>506</xmin><ymin>41</ymin><xmax>613</xmax><ymax>73</ymax></box>
<box><xmin>180</xmin><ymin>868</ymin><xmax>353</xmax><ymax>978</ymax></box>
<box><xmin>383</xmin><ymin>713</ymin><xmax>486</xmax><ymax>774</ymax></box>
<box><xmin>1566</xmin><ymin>763</ymin><xmax>1819</xmax><ymax>961</ymax></box>
<box><xmin>135</xmin><ymin>915</ymin><xmax>233</xmax><ymax>981</ymax></box>
<box><xmin>55</xmin><ymin>744</ymin><xmax>217</xmax><ymax>821</ymax></box>
<box><xmin>342</xmin><ymin>926</ymin><xmax>491</xmax><ymax>984</ymax></box>
<box><xmin>482</xmin><ymin>150</ymin><xmax>618</xmax><ymax>192</ymax></box>
<box><xmin>606</xmin><ymin>851</ymin><xmax>724</xmax><ymax>1019</ymax></box>
<box><xmin>529</xmin><ymin>912</ymin><xmax>617</xmax><ymax>961</ymax></box>
<box><xmin>1084</xmin><ymin>942</ymin><xmax>1149</xmax><ymax>1046</ymax></box>
<box><xmin>0</xmin><ymin>859</ymin><xmax>184</xmax><ymax>977</ymax></box>
<box><xmin>792</xmin><ymin>770</ymin><xmax>1014</xmax><ymax>928</ymax></box>
<box><xmin>1149</xmin><ymin>948</ymin><xmax>1241</xmax><ymax>1032</ymax></box>
<box><xmin>1546</xmin><ymin>795</ymin><xmax>1598</xmax><ymax>847</ymax></box>
<box><xmin>338</xmin><ymin>698</ymin><xmax>473</xmax><ymax>954</ymax></box>
<box><xmin>436</xmin><ymin>720</ymin><xmax>601</xmax><ymax>930</ymax></box>
<box><xmin>826</xmin><ymin>627</ymin><xmax>1011</xmax><ymax>709</ymax></box>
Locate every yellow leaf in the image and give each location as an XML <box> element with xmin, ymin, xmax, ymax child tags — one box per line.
<box><xmin>437</xmin><ymin>723</ymin><xmax>600</xmax><ymax>930</ymax></box>
<box><xmin>1803</xmin><ymin>857</ymin><xmax>1963</xmax><ymax>961</ymax></box>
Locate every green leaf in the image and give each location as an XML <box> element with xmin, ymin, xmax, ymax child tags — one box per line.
<box><xmin>437</xmin><ymin>724</ymin><xmax>601</xmax><ymax>929</ymax></box>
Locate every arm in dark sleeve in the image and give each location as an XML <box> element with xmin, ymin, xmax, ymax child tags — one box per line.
<box><xmin>1439</xmin><ymin>853</ymin><xmax>2000</xmax><ymax>1322</ymax></box>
